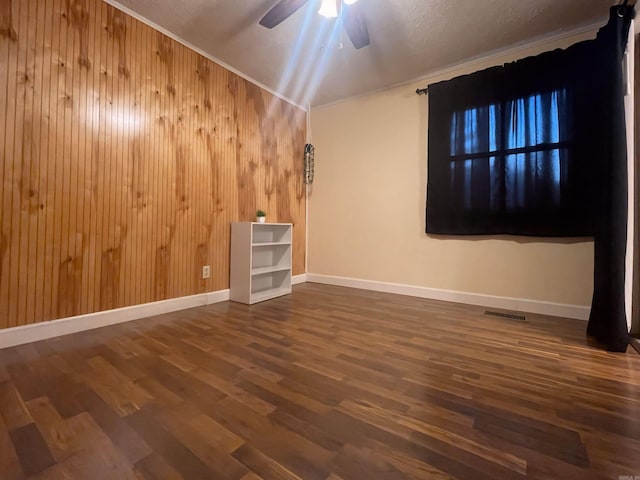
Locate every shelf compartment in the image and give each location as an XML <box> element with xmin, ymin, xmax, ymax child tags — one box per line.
<box><xmin>251</xmin><ymin>243</ymin><xmax>291</xmax><ymax>270</ymax></box>
<box><xmin>251</xmin><ymin>269</ymin><xmax>290</xmax><ymax>295</ymax></box>
<box><xmin>250</xmin><ymin>286</ymin><xmax>291</xmax><ymax>304</ymax></box>
<box><xmin>252</xmin><ymin>223</ymin><xmax>292</xmax><ymax>244</ymax></box>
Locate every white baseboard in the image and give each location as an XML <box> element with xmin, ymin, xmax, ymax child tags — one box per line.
<box><xmin>1</xmin><ymin>274</ymin><xmax>310</xmax><ymax>350</ymax></box>
<box><xmin>306</xmin><ymin>273</ymin><xmax>590</xmax><ymax>321</ymax></box>
<box><xmin>1</xmin><ymin>271</ymin><xmax>586</xmax><ymax>349</ymax></box>
<box><xmin>292</xmin><ymin>273</ymin><xmax>307</xmax><ymax>285</ymax></box>
<box><xmin>0</xmin><ymin>289</ymin><xmax>231</xmax><ymax>350</ymax></box>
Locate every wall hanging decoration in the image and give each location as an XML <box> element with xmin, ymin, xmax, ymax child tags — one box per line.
<box><xmin>304</xmin><ymin>143</ymin><xmax>315</xmax><ymax>185</ymax></box>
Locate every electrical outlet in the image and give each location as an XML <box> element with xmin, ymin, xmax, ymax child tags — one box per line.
<box><xmin>202</xmin><ymin>265</ymin><xmax>210</xmax><ymax>279</ymax></box>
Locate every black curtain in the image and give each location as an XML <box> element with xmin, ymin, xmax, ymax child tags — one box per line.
<box><xmin>426</xmin><ymin>6</ymin><xmax>634</xmax><ymax>351</ymax></box>
<box><xmin>586</xmin><ymin>6</ymin><xmax>634</xmax><ymax>352</ymax></box>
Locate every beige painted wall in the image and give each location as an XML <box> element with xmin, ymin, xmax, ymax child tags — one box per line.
<box><xmin>308</xmin><ymin>29</ymin><xmax>601</xmax><ymax>307</ymax></box>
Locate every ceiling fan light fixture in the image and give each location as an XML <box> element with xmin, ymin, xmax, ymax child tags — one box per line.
<box><xmin>318</xmin><ymin>0</ymin><xmax>338</xmax><ymax>18</ymax></box>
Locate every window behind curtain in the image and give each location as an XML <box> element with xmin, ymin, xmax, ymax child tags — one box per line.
<box><xmin>449</xmin><ymin>90</ymin><xmax>571</xmax><ymax>213</ymax></box>
<box><xmin>426</xmin><ymin>60</ymin><xmax>593</xmax><ymax>236</ymax></box>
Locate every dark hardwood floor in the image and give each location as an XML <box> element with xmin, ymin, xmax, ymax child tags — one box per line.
<box><xmin>1</xmin><ymin>283</ymin><xmax>640</xmax><ymax>479</ymax></box>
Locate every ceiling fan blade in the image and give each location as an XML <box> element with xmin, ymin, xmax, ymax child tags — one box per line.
<box><xmin>343</xmin><ymin>3</ymin><xmax>370</xmax><ymax>49</ymax></box>
<box><xmin>259</xmin><ymin>0</ymin><xmax>310</xmax><ymax>29</ymax></box>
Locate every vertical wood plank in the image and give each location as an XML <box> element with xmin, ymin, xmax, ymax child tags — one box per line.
<box><xmin>82</xmin><ymin>0</ymin><xmax>99</xmax><ymax>316</ymax></box>
<box><xmin>16</xmin><ymin>0</ymin><xmax>40</xmax><ymax>325</ymax></box>
<box><xmin>42</xmin><ymin>0</ymin><xmax>64</xmax><ymax>323</ymax></box>
<box><xmin>22</xmin><ymin>0</ymin><xmax>41</xmax><ymax>326</ymax></box>
<box><xmin>7</xmin><ymin>0</ymin><xmax>26</xmax><ymax>327</ymax></box>
<box><xmin>0</xmin><ymin>0</ymin><xmax>14</xmax><ymax>325</ymax></box>
<box><xmin>33</xmin><ymin>0</ymin><xmax>53</xmax><ymax>324</ymax></box>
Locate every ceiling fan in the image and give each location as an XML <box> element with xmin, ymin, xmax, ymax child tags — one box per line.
<box><xmin>259</xmin><ymin>0</ymin><xmax>370</xmax><ymax>49</ymax></box>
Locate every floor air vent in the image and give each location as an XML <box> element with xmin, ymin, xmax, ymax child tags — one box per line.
<box><xmin>484</xmin><ymin>310</ymin><xmax>526</xmax><ymax>321</ymax></box>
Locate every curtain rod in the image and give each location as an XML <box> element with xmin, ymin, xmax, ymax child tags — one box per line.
<box><xmin>415</xmin><ymin>87</ymin><xmax>428</xmax><ymax>95</ymax></box>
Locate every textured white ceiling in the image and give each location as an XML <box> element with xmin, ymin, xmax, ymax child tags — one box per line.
<box><xmin>110</xmin><ymin>0</ymin><xmax>614</xmax><ymax>107</ymax></box>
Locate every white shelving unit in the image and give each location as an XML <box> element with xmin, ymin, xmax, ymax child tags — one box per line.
<box><xmin>230</xmin><ymin>222</ymin><xmax>292</xmax><ymax>304</ymax></box>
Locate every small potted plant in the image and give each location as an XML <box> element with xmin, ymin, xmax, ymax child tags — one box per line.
<box><xmin>256</xmin><ymin>210</ymin><xmax>266</xmax><ymax>223</ymax></box>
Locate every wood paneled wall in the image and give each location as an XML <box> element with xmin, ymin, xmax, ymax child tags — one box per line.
<box><xmin>0</xmin><ymin>0</ymin><xmax>306</xmax><ymax>329</ymax></box>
